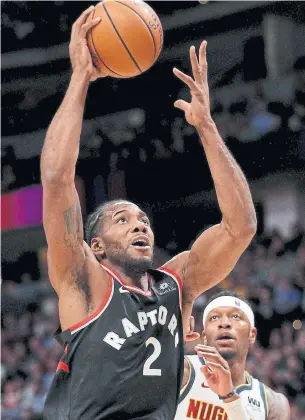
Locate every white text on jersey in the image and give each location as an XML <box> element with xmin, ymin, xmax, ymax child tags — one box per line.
<box><xmin>103</xmin><ymin>305</ymin><xmax>179</xmax><ymax>350</ymax></box>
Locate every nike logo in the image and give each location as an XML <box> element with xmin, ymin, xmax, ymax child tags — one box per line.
<box><xmin>201</xmin><ymin>382</ymin><xmax>209</xmax><ymax>388</ymax></box>
<box><xmin>119</xmin><ymin>286</ymin><xmax>130</xmax><ymax>294</ymax></box>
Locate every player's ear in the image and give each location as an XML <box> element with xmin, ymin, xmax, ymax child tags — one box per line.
<box><xmin>91</xmin><ymin>237</ymin><xmax>106</xmax><ymax>259</ymax></box>
<box><xmin>201</xmin><ymin>330</ymin><xmax>207</xmax><ymax>345</ymax></box>
<box><xmin>249</xmin><ymin>327</ymin><xmax>257</xmax><ymax>345</ymax></box>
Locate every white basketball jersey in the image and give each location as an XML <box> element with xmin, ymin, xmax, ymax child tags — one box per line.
<box><xmin>175</xmin><ymin>355</ymin><xmax>268</xmax><ymax>420</ymax></box>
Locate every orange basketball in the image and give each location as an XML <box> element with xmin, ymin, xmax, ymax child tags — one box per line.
<box><xmin>87</xmin><ymin>0</ymin><xmax>163</xmax><ymax>78</ymax></box>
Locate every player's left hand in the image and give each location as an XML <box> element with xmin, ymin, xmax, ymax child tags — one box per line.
<box><xmin>195</xmin><ymin>345</ymin><xmax>234</xmax><ymax>397</ymax></box>
<box><xmin>185</xmin><ymin>316</ymin><xmax>200</xmax><ymax>342</ymax></box>
<box><xmin>173</xmin><ymin>41</ymin><xmax>212</xmax><ymax>128</ymax></box>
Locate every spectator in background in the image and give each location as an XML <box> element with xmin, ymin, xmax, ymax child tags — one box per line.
<box><xmin>171</xmin><ymin>117</ymin><xmax>185</xmax><ymax>154</ymax></box>
<box><xmin>2</xmin><ymin>145</ymin><xmax>16</xmax><ymax>166</ymax></box>
<box><xmin>248</xmin><ymin>96</ymin><xmax>281</xmax><ymax>141</ymax></box>
<box><xmin>256</xmin><ymin>286</ymin><xmax>273</xmax><ymax>319</ymax></box>
<box><xmin>291</xmin><ymin>403</ymin><xmax>305</xmax><ymax>420</ymax></box>
<box><xmin>2</xmin><ymin>164</ymin><xmax>17</xmax><ymax>193</ymax></box>
<box><xmin>254</xmin><ymin>286</ymin><xmax>275</xmax><ymax>347</ymax></box>
<box><xmin>297</xmin><ymin>242</ymin><xmax>305</xmax><ymax>275</ymax></box>
<box><xmin>294</xmin><ymin>56</ymin><xmax>305</xmax><ymax>97</ymax></box>
<box><xmin>211</xmin><ymin>102</ymin><xmax>228</xmax><ymax>140</ymax></box>
<box><xmin>107</xmin><ymin>151</ymin><xmax>127</xmax><ymax>200</ymax></box>
<box><xmin>289</xmin><ymin>56</ymin><xmax>305</xmax><ymax>161</ymax></box>
<box><xmin>227</xmin><ymin>100</ymin><xmax>249</xmax><ymax>142</ymax></box>
<box><xmin>286</xmin><ymin>223</ymin><xmax>305</xmax><ymax>253</ymax></box>
<box><xmin>281</xmin><ymin>322</ymin><xmax>294</xmax><ymax>346</ymax></box>
<box><xmin>268</xmin><ymin>230</ymin><xmax>286</xmax><ymax>257</ymax></box>
<box><xmin>273</xmin><ymin>277</ymin><xmax>302</xmax><ymax>318</ymax></box>
<box><xmin>296</xmin><ymin>253</ymin><xmax>305</xmax><ymax>314</ymax></box>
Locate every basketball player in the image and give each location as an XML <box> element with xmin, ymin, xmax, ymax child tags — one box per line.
<box><xmin>176</xmin><ymin>291</ymin><xmax>290</xmax><ymax>420</ymax></box>
<box><xmin>41</xmin><ymin>7</ymin><xmax>257</xmax><ymax>419</ymax></box>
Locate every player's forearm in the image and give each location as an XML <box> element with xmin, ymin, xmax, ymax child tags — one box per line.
<box><xmin>41</xmin><ymin>71</ymin><xmax>90</xmax><ymax>184</ymax></box>
<box><xmin>196</xmin><ymin>121</ymin><xmax>257</xmax><ymax>238</ymax></box>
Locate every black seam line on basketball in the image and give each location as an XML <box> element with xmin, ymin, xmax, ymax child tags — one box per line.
<box><xmin>102</xmin><ymin>1</ymin><xmax>142</xmax><ymax>73</ymax></box>
<box><xmin>89</xmin><ymin>9</ymin><xmax>124</xmax><ymax>77</ymax></box>
<box><xmin>114</xmin><ymin>0</ymin><xmax>156</xmax><ymax>58</ymax></box>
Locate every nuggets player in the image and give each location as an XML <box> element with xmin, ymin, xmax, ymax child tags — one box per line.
<box><xmin>42</xmin><ymin>6</ymin><xmax>257</xmax><ymax>420</ymax></box>
<box><xmin>176</xmin><ymin>291</ymin><xmax>290</xmax><ymax>420</ymax></box>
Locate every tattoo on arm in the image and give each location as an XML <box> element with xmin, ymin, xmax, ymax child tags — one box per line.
<box><xmin>182</xmin><ymin>261</ymin><xmax>188</xmax><ymax>284</ymax></box>
<box><xmin>63</xmin><ymin>202</ymin><xmax>82</xmax><ymax>248</ymax></box>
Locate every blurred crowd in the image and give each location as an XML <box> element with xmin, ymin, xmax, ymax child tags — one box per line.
<box><xmin>2</xmin><ymin>56</ymin><xmax>305</xmax><ymax>214</ymax></box>
<box><xmin>214</xmin><ymin>57</ymin><xmax>305</xmax><ymax>144</ymax></box>
<box><xmin>1</xmin><ymin>1</ymin><xmax>185</xmax><ymax>54</ymax></box>
<box><xmin>1</xmin><ymin>304</ymin><xmax>61</xmax><ymax>420</ymax></box>
<box><xmin>2</xmin><ymin>222</ymin><xmax>305</xmax><ymax>419</ymax></box>
<box><xmin>1</xmin><ymin>1</ymin><xmax>74</xmax><ymax>52</ymax></box>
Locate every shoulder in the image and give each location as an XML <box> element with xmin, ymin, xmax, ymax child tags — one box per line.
<box><xmin>180</xmin><ymin>356</ymin><xmax>191</xmax><ymax>391</ymax></box>
<box><xmin>180</xmin><ymin>356</ymin><xmax>198</xmax><ymax>398</ymax></box>
<box><xmin>184</xmin><ymin>356</ymin><xmax>191</xmax><ymax>374</ymax></box>
<box><xmin>186</xmin><ymin>354</ymin><xmax>201</xmax><ymax>367</ymax></box>
<box><xmin>264</xmin><ymin>385</ymin><xmax>290</xmax><ymax>420</ymax></box>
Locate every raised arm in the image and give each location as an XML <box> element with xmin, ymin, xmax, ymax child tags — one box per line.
<box><xmin>41</xmin><ymin>7</ymin><xmax>102</xmax><ymax>292</ymax></box>
<box><xmin>165</xmin><ymin>41</ymin><xmax>256</xmax><ymax>305</ymax></box>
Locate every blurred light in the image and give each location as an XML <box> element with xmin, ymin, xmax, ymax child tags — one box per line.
<box><xmin>1</xmin><ymin>179</ymin><xmax>86</xmax><ymax>231</ymax></box>
<box><xmin>293</xmin><ymin>320</ymin><xmax>302</xmax><ymax>330</ymax></box>
<box><xmin>128</xmin><ymin>109</ymin><xmax>145</xmax><ymax>128</ymax></box>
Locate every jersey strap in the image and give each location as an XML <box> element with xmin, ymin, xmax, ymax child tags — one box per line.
<box><xmin>236</xmin><ymin>373</ymin><xmax>253</xmax><ymax>394</ymax></box>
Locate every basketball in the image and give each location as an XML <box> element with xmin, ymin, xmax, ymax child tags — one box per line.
<box><xmin>87</xmin><ymin>0</ymin><xmax>163</xmax><ymax>78</ymax></box>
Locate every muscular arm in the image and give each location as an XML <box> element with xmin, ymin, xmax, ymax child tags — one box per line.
<box><xmin>266</xmin><ymin>387</ymin><xmax>290</xmax><ymax>420</ymax></box>
<box><xmin>165</xmin><ymin>122</ymin><xmax>256</xmax><ymax>303</ymax></box>
<box><xmin>41</xmin><ymin>8</ymin><xmax>102</xmax><ymax>293</ymax></box>
<box><xmin>41</xmin><ymin>71</ymin><xmax>89</xmax><ymax>292</ymax></box>
<box><xmin>184</xmin><ymin>122</ymin><xmax>256</xmax><ymax>297</ymax></box>
<box><xmin>165</xmin><ymin>43</ymin><xmax>256</xmax><ymax>306</ymax></box>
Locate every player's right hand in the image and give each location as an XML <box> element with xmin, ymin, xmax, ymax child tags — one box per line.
<box><xmin>195</xmin><ymin>345</ymin><xmax>234</xmax><ymax>397</ymax></box>
<box><xmin>69</xmin><ymin>6</ymin><xmax>107</xmax><ymax>81</ymax></box>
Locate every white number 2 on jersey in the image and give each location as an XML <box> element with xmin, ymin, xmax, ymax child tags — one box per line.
<box><xmin>143</xmin><ymin>337</ymin><xmax>161</xmax><ymax>376</ymax></box>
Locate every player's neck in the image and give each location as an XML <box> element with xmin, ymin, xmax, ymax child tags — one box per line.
<box><xmin>227</xmin><ymin>359</ymin><xmax>248</xmax><ymax>388</ymax></box>
<box><xmin>104</xmin><ymin>260</ymin><xmax>150</xmax><ymax>291</ymax></box>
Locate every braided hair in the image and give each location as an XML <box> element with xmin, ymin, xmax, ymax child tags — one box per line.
<box><xmin>85</xmin><ymin>199</ymin><xmax>135</xmax><ymax>245</ymax></box>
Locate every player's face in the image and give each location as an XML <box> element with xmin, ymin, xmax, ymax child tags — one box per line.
<box><xmin>203</xmin><ymin>306</ymin><xmax>257</xmax><ymax>361</ymax></box>
<box><xmin>100</xmin><ymin>203</ymin><xmax>154</xmax><ymax>271</ymax></box>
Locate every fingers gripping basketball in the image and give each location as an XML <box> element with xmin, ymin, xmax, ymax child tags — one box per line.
<box><xmin>87</xmin><ymin>0</ymin><xmax>163</xmax><ymax>78</ymax></box>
